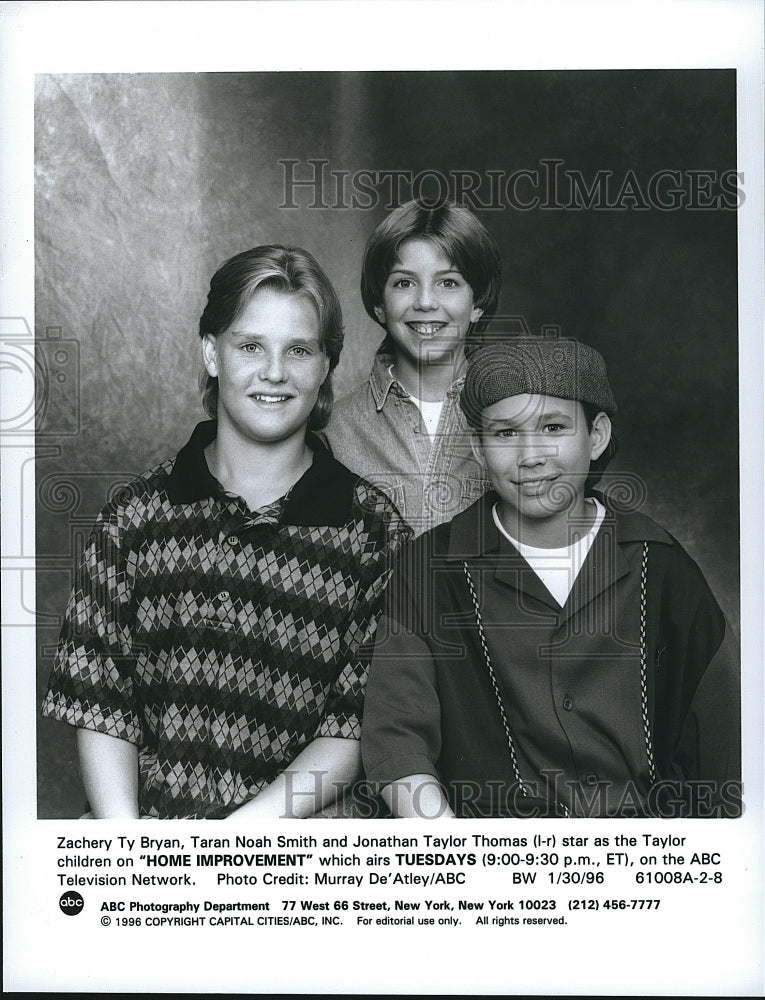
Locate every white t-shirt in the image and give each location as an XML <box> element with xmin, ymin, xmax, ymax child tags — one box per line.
<box><xmin>408</xmin><ymin>394</ymin><xmax>444</xmax><ymax>439</ymax></box>
<box><xmin>492</xmin><ymin>497</ymin><xmax>606</xmax><ymax>606</ymax></box>
<box><xmin>387</xmin><ymin>363</ymin><xmax>444</xmax><ymax>440</ymax></box>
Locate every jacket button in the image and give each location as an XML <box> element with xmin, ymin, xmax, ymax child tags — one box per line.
<box><xmin>218</xmin><ymin>590</ymin><xmax>230</xmax><ymax>602</ymax></box>
<box><xmin>563</xmin><ymin>696</ymin><xmax>573</xmax><ymax>711</ymax></box>
<box><xmin>227</xmin><ymin>535</ymin><xmax>238</xmax><ymax>545</ymax></box>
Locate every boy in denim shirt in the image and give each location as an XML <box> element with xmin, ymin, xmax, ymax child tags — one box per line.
<box><xmin>325</xmin><ymin>199</ymin><xmax>502</xmax><ymax>535</ymax></box>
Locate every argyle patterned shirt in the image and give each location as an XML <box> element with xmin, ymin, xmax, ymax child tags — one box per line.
<box><xmin>42</xmin><ymin>421</ymin><xmax>411</xmax><ymax>818</ymax></box>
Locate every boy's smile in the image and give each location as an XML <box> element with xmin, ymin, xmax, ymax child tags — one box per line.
<box><xmin>374</xmin><ymin>238</ymin><xmax>483</xmax><ymax>377</ymax></box>
<box><xmin>477</xmin><ymin>393</ymin><xmax>611</xmax><ymax>547</ymax></box>
<box><xmin>516</xmin><ymin>473</ymin><xmax>561</xmax><ymax>495</ymax></box>
<box><xmin>405</xmin><ymin>321</ymin><xmax>448</xmax><ymax>337</ymax></box>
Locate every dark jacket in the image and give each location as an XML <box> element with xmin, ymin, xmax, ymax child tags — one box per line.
<box><xmin>362</xmin><ymin>492</ymin><xmax>741</xmax><ymax>818</ymax></box>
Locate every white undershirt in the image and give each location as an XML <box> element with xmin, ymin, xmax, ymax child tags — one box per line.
<box><xmin>492</xmin><ymin>497</ymin><xmax>606</xmax><ymax>606</ymax></box>
<box><xmin>408</xmin><ymin>395</ymin><xmax>444</xmax><ymax>439</ymax></box>
<box><xmin>388</xmin><ymin>363</ymin><xmax>444</xmax><ymax>440</ymax></box>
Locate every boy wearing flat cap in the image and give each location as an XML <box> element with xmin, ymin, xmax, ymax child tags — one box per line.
<box><xmin>362</xmin><ymin>338</ymin><xmax>741</xmax><ymax>818</ymax></box>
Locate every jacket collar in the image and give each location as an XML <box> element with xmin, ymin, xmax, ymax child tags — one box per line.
<box><xmin>447</xmin><ymin>490</ymin><xmax>673</xmax><ymax>615</ymax></box>
<box><xmin>368</xmin><ymin>347</ymin><xmax>467</xmax><ymax>410</ymax></box>
<box><xmin>166</xmin><ymin>420</ymin><xmax>357</xmax><ymax>527</ymax></box>
<box><xmin>369</xmin><ymin>350</ymin><xmax>401</xmax><ymax>411</ymax></box>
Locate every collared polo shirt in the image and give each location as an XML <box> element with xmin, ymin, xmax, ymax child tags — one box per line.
<box><xmin>324</xmin><ymin>350</ymin><xmax>491</xmax><ymax>536</ymax></box>
<box><xmin>42</xmin><ymin>421</ymin><xmax>411</xmax><ymax>818</ymax></box>
<box><xmin>362</xmin><ymin>492</ymin><xmax>740</xmax><ymax>818</ymax></box>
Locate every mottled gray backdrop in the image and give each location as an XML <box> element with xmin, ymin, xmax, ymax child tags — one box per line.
<box><xmin>35</xmin><ymin>71</ymin><xmax>739</xmax><ymax>816</ymax></box>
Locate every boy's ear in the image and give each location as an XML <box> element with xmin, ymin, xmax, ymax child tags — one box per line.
<box><xmin>373</xmin><ymin>304</ymin><xmax>387</xmax><ymax>327</ymax></box>
<box><xmin>589</xmin><ymin>412</ymin><xmax>612</xmax><ymax>461</ymax></box>
<box><xmin>470</xmin><ymin>305</ymin><xmax>484</xmax><ymax>325</ymax></box>
<box><xmin>202</xmin><ymin>334</ymin><xmax>218</xmax><ymax>377</ymax></box>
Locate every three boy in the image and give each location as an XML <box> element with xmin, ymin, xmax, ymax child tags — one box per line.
<box><xmin>44</xmin><ymin>207</ymin><xmax>741</xmax><ymax>821</ymax></box>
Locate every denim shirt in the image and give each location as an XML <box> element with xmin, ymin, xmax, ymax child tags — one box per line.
<box><xmin>324</xmin><ymin>352</ymin><xmax>492</xmax><ymax>536</ymax></box>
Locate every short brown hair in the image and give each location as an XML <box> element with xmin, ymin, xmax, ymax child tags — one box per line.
<box><xmin>361</xmin><ymin>200</ymin><xmax>502</xmax><ymax>344</ymax></box>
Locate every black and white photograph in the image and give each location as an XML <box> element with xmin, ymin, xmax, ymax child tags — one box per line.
<box><xmin>2</xmin><ymin>1</ymin><xmax>763</xmax><ymax>994</ymax></box>
<box><xmin>35</xmin><ymin>67</ymin><xmax>743</xmax><ymax>823</ymax></box>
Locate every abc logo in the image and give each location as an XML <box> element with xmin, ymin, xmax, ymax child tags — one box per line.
<box><xmin>59</xmin><ymin>891</ymin><xmax>84</xmax><ymax>916</ymax></box>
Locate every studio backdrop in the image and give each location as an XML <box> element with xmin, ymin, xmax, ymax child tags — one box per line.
<box><xmin>34</xmin><ymin>70</ymin><xmax>739</xmax><ymax>817</ymax></box>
